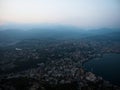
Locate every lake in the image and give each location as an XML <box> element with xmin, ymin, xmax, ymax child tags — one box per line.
<box><xmin>83</xmin><ymin>53</ymin><xmax>120</xmax><ymax>85</ymax></box>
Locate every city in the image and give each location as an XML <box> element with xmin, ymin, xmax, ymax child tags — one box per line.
<box><xmin>0</xmin><ymin>37</ymin><xmax>120</xmax><ymax>90</ymax></box>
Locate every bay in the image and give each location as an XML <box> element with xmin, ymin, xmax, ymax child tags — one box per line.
<box><xmin>83</xmin><ymin>53</ymin><xmax>120</xmax><ymax>85</ymax></box>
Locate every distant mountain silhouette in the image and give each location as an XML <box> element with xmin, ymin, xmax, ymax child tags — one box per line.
<box><xmin>0</xmin><ymin>24</ymin><xmax>120</xmax><ymax>43</ymax></box>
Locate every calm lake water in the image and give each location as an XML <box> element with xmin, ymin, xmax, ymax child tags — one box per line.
<box><xmin>83</xmin><ymin>53</ymin><xmax>120</xmax><ymax>85</ymax></box>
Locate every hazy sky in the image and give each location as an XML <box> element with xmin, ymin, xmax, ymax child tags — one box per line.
<box><xmin>0</xmin><ymin>0</ymin><xmax>120</xmax><ymax>28</ymax></box>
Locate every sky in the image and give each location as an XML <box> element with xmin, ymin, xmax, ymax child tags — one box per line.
<box><xmin>0</xmin><ymin>0</ymin><xmax>120</xmax><ymax>28</ymax></box>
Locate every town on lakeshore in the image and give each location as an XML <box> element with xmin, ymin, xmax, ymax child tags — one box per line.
<box><xmin>0</xmin><ymin>32</ymin><xmax>120</xmax><ymax>90</ymax></box>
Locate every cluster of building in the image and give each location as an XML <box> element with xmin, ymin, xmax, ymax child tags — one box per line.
<box><xmin>0</xmin><ymin>39</ymin><xmax>120</xmax><ymax>90</ymax></box>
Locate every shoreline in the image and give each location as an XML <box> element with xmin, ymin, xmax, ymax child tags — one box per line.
<box><xmin>83</xmin><ymin>53</ymin><xmax>120</xmax><ymax>86</ymax></box>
